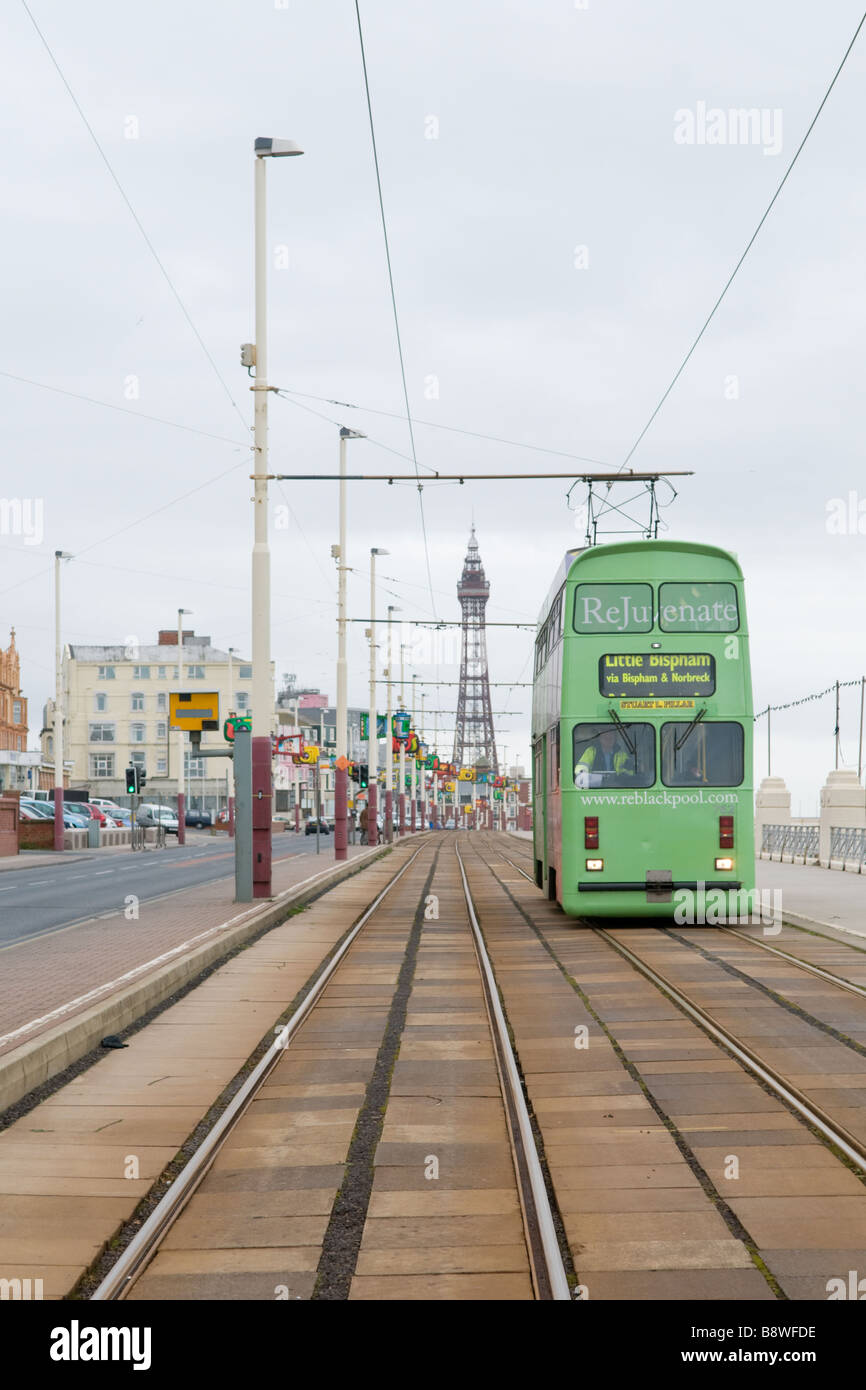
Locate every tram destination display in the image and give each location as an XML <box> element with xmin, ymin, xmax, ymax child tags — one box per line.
<box><xmin>599</xmin><ymin>652</ymin><xmax>715</xmax><ymax>697</ymax></box>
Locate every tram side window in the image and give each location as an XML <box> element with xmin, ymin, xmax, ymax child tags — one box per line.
<box><xmin>549</xmin><ymin>724</ymin><xmax>560</xmax><ymax>790</ymax></box>
<box><xmin>573</xmin><ymin>722</ymin><xmax>655</xmax><ymax>789</ymax></box>
<box><xmin>660</xmin><ymin>722</ymin><xmax>744</xmax><ymax>787</ymax></box>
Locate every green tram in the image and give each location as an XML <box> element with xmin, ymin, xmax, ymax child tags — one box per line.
<box><xmin>531</xmin><ymin>539</ymin><xmax>754</xmax><ymax>918</ymax></box>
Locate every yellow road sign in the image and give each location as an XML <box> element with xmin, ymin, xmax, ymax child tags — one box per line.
<box><xmin>169</xmin><ymin>691</ymin><xmax>220</xmax><ymax>731</ymax></box>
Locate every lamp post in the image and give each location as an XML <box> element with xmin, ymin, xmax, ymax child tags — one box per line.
<box><xmin>385</xmin><ymin>605</ymin><xmax>399</xmax><ymax>842</ymax></box>
<box><xmin>398</xmin><ymin>641</ymin><xmax>407</xmax><ymax>836</ymax></box>
<box><xmin>335</xmin><ymin>427</ymin><xmax>365</xmax><ymax>861</ymax></box>
<box><xmin>410</xmin><ymin>673</ymin><xmax>418</xmax><ymax>833</ymax></box>
<box><xmin>368</xmin><ymin>548</ymin><xmax>388</xmax><ymax>846</ymax></box>
<box><xmin>53</xmin><ymin>551</ymin><xmax>71</xmax><ymax>851</ymax></box>
<box><xmin>250</xmin><ymin>135</ymin><xmax>303</xmax><ymax>897</ymax></box>
<box><xmin>176</xmin><ymin>607</ymin><xmax>192</xmax><ymax>846</ymax></box>
<box><xmin>226</xmin><ymin>647</ymin><xmax>235</xmax><ymax>835</ymax></box>
<box><xmin>292</xmin><ymin>697</ymin><xmax>300</xmax><ymax>832</ymax></box>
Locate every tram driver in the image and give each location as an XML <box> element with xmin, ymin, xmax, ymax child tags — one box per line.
<box><xmin>574</xmin><ymin>726</ymin><xmax>635</xmax><ymax>788</ymax></box>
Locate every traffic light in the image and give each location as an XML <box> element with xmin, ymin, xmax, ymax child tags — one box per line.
<box><xmin>125</xmin><ymin>766</ymin><xmax>145</xmax><ymax>794</ymax></box>
<box><xmin>358</xmin><ymin>764</ymin><xmax>369</xmax><ymax>789</ymax></box>
<box><xmin>139</xmin><ymin>768</ymin><xmax>147</xmax><ymax>792</ymax></box>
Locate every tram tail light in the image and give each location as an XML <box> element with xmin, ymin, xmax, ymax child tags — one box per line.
<box><xmin>584</xmin><ymin>816</ymin><xmax>599</xmax><ymax>849</ymax></box>
<box><xmin>719</xmin><ymin>815</ymin><xmax>734</xmax><ymax>849</ymax></box>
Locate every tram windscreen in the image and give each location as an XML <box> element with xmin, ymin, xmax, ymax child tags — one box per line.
<box><xmin>661</xmin><ymin>722</ymin><xmax>744</xmax><ymax>787</ymax></box>
<box><xmin>573</xmin><ymin>722</ymin><xmax>655</xmax><ymax>789</ymax></box>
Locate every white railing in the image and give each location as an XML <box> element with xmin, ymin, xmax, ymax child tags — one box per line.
<box><xmin>761</xmin><ymin>823</ymin><xmax>819</xmax><ymax>859</ymax></box>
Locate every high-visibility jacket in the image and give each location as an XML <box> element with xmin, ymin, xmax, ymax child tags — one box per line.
<box><xmin>575</xmin><ymin>744</ymin><xmax>632</xmax><ymax>777</ymax></box>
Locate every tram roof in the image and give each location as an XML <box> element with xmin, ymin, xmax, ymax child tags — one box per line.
<box><xmin>536</xmin><ymin>538</ymin><xmax>743</xmax><ymax>627</ymax></box>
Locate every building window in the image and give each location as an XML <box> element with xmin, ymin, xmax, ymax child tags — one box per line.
<box><xmin>47</xmin><ymin>736</ymin><xmax>54</xmax><ymax>754</ymax></box>
<box><xmin>89</xmin><ymin>722</ymin><xmax>116</xmax><ymax>743</ymax></box>
<box><xmin>131</xmin><ymin>692</ymin><xmax>145</xmax><ymax>711</ymax></box>
<box><xmin>157</xmin><ymin>666</ymin><xmax>167</xmax><ymax>679</ymax></box>
<box><xmin>130</xmin><ymin>723</ymin><xmax>146</xmax><ymax>743</ymax></box>
<box><xmin>187</xmin><ymin>756</ymin><xmax>205</xmax><ymax>778</ymax></box>
<box><xmin>16</xmin><ymin>736</ymin><xmax>22</xmax><ymax>751</ymax></box>
<box><xmin>156</xmin><ymin>755</ymin><xmax>167</xmax><ymax>774</ymax></box>
<box><xmin>90</xmin><ymin>753</ymin><xmax>115</xmax><ymax>778</ymax></box>
<box><xmin>239</xmin><ymin>664</ymin><xmax>252</xmax><ymax>680</ymax></box>
<box><xmin>12</xmin><ymin>701</ymin><xmax>22</xmax><ymax>724</ymax></box>
<box><xmin>156</xmin><ymin>692</ymin><xmax>167</xmax><ymax>712</ymax></box>
<box><xmin>186</xmin><ymin>665</ymin><xmax>205</xmax><ymax>680</ymax></box>
<box><xmin>130</xmin><ymin>751</ymin><xmax>146</xmax><ymax>770</ymax></box>
<box><xmin>94</xmin><ymin>692</ymin><xmax>107</xmax><ymax>713</ymax></box>
<box><xmin>235</xmin><ymin>691</ymin><xmax>250</xmax><ymax>711</ymax></box>
<box><xmin>324</xmin><ymin>725</ymin><xmax>336</xmax><ymax>745</ymax></box>
<box><xmin>98</xmin><ymin>666</ymin><xmax>116</xmax><ymax>680</ymax></box>
<box><xmin>156</xmin><ymin>721</ymin><xmax>167</xmax><ymax>739</ymax></box>
<box><xmin>133</xmin><ymin>666</ymin><xmax>150</xmax><ymax>679</ymax></box>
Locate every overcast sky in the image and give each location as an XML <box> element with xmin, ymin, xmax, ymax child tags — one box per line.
<box><xmin>2</xmin><ymin>0</ymin><xmax>865</xmax><ymax>811</ymax></box>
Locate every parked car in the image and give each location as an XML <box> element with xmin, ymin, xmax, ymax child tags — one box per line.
<box><xmin>137</xmin><ymin>804</ymin><xmax>179</xmax><ymax>835</ymax></box>
<box><xmin>28</xmin><ymin>800</ymin><xmax>89</xmax><ymax>829</ymax></box>
<box><xmin>110</xmin><ymin>807</ymin><xmax>133</xmax><ymax>827</ymax></box>
<box><xmin>83</xmin><ymin>803</ymin><xmax>117</xmax><ymax>828</ymax></box>
<box><xmin>184</xmin><ymin>808</ymin><xmax>213</xmax><ymax>828</ymax></box>
<box><xmin>305</xmin><ymin>819</ymin><xmax>330</xmax><ymax>836</ymax></box>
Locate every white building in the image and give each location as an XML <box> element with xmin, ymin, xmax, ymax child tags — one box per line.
<box><xmin>42</xmin><ymin>627</ymin><xmax>261</xmax><ymax>809</ymax></box>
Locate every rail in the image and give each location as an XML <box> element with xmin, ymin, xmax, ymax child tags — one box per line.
<box><xmin>761</xmin><ymin>822</ymin><xmax>819</xmax><ymax>858</ymax></box>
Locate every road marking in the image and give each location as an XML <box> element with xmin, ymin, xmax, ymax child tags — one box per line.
<box><xmin>0</xmin><ymin>886</ymin><xmax>15</xmax><ymax>893</ymax></box>
<box><xmin>92</xmin><ymin>870</ymin><xmax>114</xmax><ymax>877</ymax></box>
<box><xmin>26</xmin><ymin>878</ymin><xmax>51</xmax><ymax>885</ymax></box>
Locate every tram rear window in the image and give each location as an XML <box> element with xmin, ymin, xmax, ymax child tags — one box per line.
<box><xmin>660</xmin><ymin>722</ymin><xmax>744</xmax><ymax>787</ymax></box>
<box><xmin>573</xmin><ymin>722</ymin><xmax>655</xmax><ymax>789</ymax></box>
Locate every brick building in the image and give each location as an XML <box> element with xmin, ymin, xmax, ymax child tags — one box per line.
<box><xmin>0</xmin><ymin>628</ymin><xmax>34</xmax><ymax>792</ymax></box>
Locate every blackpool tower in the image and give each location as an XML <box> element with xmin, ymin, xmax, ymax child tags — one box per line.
<box><xmin>453</xmin><ymin>526</ymin><xmax>498</xmax><ymax>774</ymax></box>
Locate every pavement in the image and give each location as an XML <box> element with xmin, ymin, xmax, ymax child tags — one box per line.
<box><xmin>756</xmin><ymin>859</ymin><xmax>866</xmax><ymax>940</ymax></box>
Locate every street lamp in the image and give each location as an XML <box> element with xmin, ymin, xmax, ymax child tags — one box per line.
<box><xmin>53</xmin><ymin>551</ymin><xmax>72</xmax><ymax>851</ymax></box>
<box><xmin>250</xmin><ymin>135</ymin><xmax>303</xmax><ymax>897</ymax></box>
<box><xmin>368</xmin><ymin>548</ymin><xmax>388</xmax><ymax>847</ymax></box>
<box><xmin>335</xmin><ymin>427</ymin><xmax>365</xmax><ymax>861</ymax></box>
<box><xmin>176</xmin><ymin>607</ymin><xmax>192</xmax><ymax>846</ymax></box>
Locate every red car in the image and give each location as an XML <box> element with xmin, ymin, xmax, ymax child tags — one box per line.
<box><xmin>84</xmin><ymin>802</ymin><xmax>117</xmax><ymax>828</ymax></box>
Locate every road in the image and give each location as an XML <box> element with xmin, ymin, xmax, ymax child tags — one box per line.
<box><xmin>0</xmin><ymin>834</ymin><xmax>334</xmax><ymax>948</ymax></box>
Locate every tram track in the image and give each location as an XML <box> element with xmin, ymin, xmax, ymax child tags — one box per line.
<box><xmin>90</xmin><ymin>836</ymin><xmax>571</xmax><ymax>1301</ymax></box>
<box><xmin>465</xmin><ymin>835</ymin><xmax>866</xmax><ymax>1295</ymax></box>
<box><xmin>493</xmin><ymin>844</ymin><xmax>866</xmax><ymax>1168</ymax></box>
